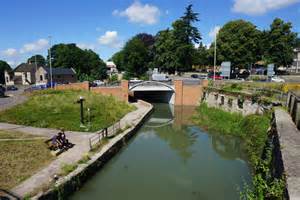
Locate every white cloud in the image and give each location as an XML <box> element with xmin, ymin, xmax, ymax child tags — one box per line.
<box><xmin>2</xmin><ymin>48</ymin><xmax>18</xmax><ymax>57</ymax></box>
<box><xmin>209</xmin><ymin>26</ymin><xmax>221</xmax><ymax>39</ymax></box>
<box><xmin>20</xmin><ymin>38</ymin><xmax>49</xmax><ymax>54</ymax></box>
<box><xmin>77</xmin><ymin>43</ymin><xmax>95</xmax><ymax>50</ymax></box>
<box><xmin>98</xmin><ymin>31</ymin><xmax>122</xmax><ymax>48</ymax></box>
<box><xmin>113</xmin><ymin>1</ymin><xmax>160</xmax><ymax>25</ymax></box>
<box><xmin>232</xmin><ymin>0</ymin><xmax>300</xmax><ymax>15</ymax></box>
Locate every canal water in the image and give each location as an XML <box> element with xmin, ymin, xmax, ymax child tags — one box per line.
<box><xmin>71</xmin><ymin>104</ymin><xmax>251</xmax><ymax>200</ymax></box>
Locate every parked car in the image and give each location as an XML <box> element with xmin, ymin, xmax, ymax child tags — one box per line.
<box><xmin>93</xmin><ymin>80</ymin><xmax>104</xmax><ymax>86</ymax></box>
<box><xmin>0</xmin><ymin>85</ymin><xmax>5</xmax><ymax>97</ymax></box>
<box><xmin>152</xmin><ymin>74</ymin><xmax>171</xmax><ymax>82</ymax></box>
<box><xmin>191</xmin><ymin>74</ymin><xmax>199</xmax><ymax>79</ymax></box>
<box><xmin>208</xmin><ymin>72</ymin><xmax>222</xmax><ymax>80</ymax></box>
<box><xmin>271</xmin><ymin>76</ymin><xmax>285</xmax><ymax>83</ymax></box>
<box><xmin>6</xmin><ymin>85</ymin><xmax>18</xmax><ymax>91</ymax></box>
<box><xmin>129</xmin><ymin>78</ymin><xmax>143</xmax><ymax>83</ymax></box>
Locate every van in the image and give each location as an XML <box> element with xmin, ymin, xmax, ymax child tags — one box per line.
<box><xmin>152</xmin><ymin>74</ymin><xmax>171</xmax><ymax>82</ymax></box>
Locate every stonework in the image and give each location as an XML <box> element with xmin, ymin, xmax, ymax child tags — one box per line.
<box><xmin>203</xmin><ymin>91</ymin><xmax>263</xmax><ymax>116</ymax></box>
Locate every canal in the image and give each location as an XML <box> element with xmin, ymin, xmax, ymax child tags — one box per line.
<box><xmin>71</xmin><ymin>103</ymin><xmax>251</xmax><ymax>200</ymax></box>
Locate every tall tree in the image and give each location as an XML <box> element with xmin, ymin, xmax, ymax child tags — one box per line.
<box><xmin>27</xmin><ymin>54</ymin><xmax>46</xmax><ymax>66</ymax></box>
<box><xmin>0</xmin><ymin>60</ymin><xmax>11</xmax><ymax>84</ymax></box>
<box><xmin>264</xmin><ymin>18</ymin><xmax>297</xmax><ymax>67</ymax></box>
<box><xmin>153</xmin><ymin>29</ymin><xmax>177</xmax><ymax>73</ymax></box>
<box><xmin>48</xmin><ymin>43</ymin><xmax>107</xmax><ymax>80</ymax></box>
<box><xmin>171</xmin><ymin>4</ymin><xmax>201</xmax><ymax>71</ymax></box>
<box><xmin>111</xmin><ymin>50</ymin><xmax>125</xmax><ymax>71</ymax></box>
<box><xmin>216</xmin><ymin>20</ymin><xmax>261</xmax><ymax>68</ymax></box>
<box><xmin>122</xmin><ymin>37</ymin><xmax>149</xmax><ymax>78</ymax></box>
<box><xmin>193</xmin><ymin>43</ymin><xmax>209</xmax><ymax>67</ymax></box>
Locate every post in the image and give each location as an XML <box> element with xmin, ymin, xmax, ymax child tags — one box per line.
<box><xmin>213</xmin><ymin>28</ymin><xmax>218</xmax><ymax>82</ymax></box>
<box><xmin>77</xmin><ymin>96</ymin><xmax>85</xmax><ymax>127</ymax></box>
<box><xmin>48</xmin><ymin>36</ymin><xmax>53</xmax><ymax>88</ymax></box>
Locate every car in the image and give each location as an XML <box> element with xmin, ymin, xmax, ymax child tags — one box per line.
<box><xmin>6</xmin><ymin>85</ymin><xmax>18</xmax><ymax>91</ymax></box>
<box><xmin>152</xmin><ymin>74</ymin><xmax>171</xmax><ymax>82</ymax></box>
<box><xmin>93</xmin><ymin>80</ymin><xmax>104</xmax><ymax>86</ymax></box>
<box><xmin>208</xmin><ymin>72</ymin><xmax>222</xmax><ymax>80</ymax></box>
<box><xmin>0</xmin><ymin>85</ymin><xmax>5</xmax><ymax>97</ymax></box>
<box><xmin>191</xmin><ymin>74</ymin><xmax>199</xmax><ymax>79</ymax></box>
<box><xmin>129</xmin><ymin>78</ymin><xmax>143</xmax><ymax>83</ymax></box>
<box><xmin>271</xmin><ymin>76</ymin><xmax>285</xmax><ymax>83</ymax></box>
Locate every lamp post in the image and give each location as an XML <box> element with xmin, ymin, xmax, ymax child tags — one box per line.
<box><xmin>48</xmin><ymin>36</ymin><xmax>53</xmax><ymax>88</ymax></box>
<box><xmin>77</xmin><ymin>96</ymin><xmax>85</xmax><ymax>127</ymax></box>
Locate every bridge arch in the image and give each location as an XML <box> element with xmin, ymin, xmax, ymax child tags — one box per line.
<box><xmin>129</xmin><ymin>81</ymin><xmax>175</xmax><ymax>92</ymax></box>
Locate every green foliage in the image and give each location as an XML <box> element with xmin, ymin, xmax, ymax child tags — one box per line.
<box><xmin>60</xmin><ymin>163</ymin><xmax>78</xmax><ymax>176</ymax></box>
<box><xmin>48</xmin><ymin>43</ymin><xmax>107</xmax><ymax>80</ymax></box>
<box><xmin>194</xmin><ymin>103</ymin><xmax>285</xmax><ymax>199</ymax></box>
<box><xmin>264</xmin><ymin>18</ymin><xmax>297</xmax><ymax>67</ymax></box>
<box><xmin>216</xmin><ymin>20</ymin><xmax>261</xmax><ymax>68</ymax></box>
<box><xmin>27</xmin><ymin>54</ymin><xmax>46</xmax><ymax>66</ymax></box>
<box><xmin>0</xmin><ymin>90</ymin><xmax>134</xmax><ymax>132</ymax></box>
<box><xmin>108</xmin><ymin>74</ymin><xmax>118</xmax><ymax>83</ymax></box>
<box><xmin>0</xmin><ymin>60</ymin><xmax>11</xmax><ymax>84</ymax></box>
<box><xmin>111</xmin><ymin>51</ymin><xmax>125</xmax><ymax>71</ymax></box>
<box><xmin>122</xmin><ymin>37</ymin><xmax>149</xmax><ymax>78</ymax></box>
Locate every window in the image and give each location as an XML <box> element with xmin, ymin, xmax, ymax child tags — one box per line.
<box><xmin>228</xmin><ymin>98</ymin><xmax>233</xmax><ymax>108</ymax></box>
<box><xmin>220</xmin><ymin>96</ymin><xmax>225</xmax><ymax>105</ymax></box>
<box><xmin>40</xmin><ymin>75</ymin><xmax>43</xmax><ymax>81</ymax></box>
<box><xmin>24</xmin><ymin>73</ymin><xmax>27</xmax><ymax>79</ymax></box>
<box><xmin>6</xmin><ymin>77</ymin><xmax>9</xmax><ymax>83</ymax></box>
<box><xmin>214</xmin><ymin>94</ymin><xmax>218</xmax><ymax>101</ymax></box>
<box><xmin>56</xmin><ymin>75</ymin><xmax>61</xmax><ymax>78</ymax></box>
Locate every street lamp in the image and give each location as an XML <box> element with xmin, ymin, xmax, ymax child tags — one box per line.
<box><xmin>77</xmin><ymin>96</ymin><xmax>85</xmax><ymax>127</ymax></box>
<box><xmin>213</xmin><ymin>26</ymin><xmax>220</xmax><ymax>82</ymax></box>
<box><xmin>48</xmin><ymin>36</ymin><xmax>53</xmax><ymax>88</ymax></box>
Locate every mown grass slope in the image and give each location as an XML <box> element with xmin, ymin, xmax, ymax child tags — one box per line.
<box><xmin>0</xmin><ymin>90</ymin><xmax>134</xmax><ymax>132</ymax></box>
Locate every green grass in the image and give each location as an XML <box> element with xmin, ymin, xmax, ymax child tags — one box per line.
<box><xmin>193</xmin><ymin>103</ymin><xmax>270</xmax><ymax>162</ymax></box>
<box><xmin>0</xmin><ymin>90</ymin><xmax>134</xmax><ymax>132</ymax></box>
<box><xmin>0</xmin><ymin>134</ymin><xmax>54</xmax><ymax>189</ymax></box>
<box><xmin>60</xmin><ymin>163</ymin><xmax>78</xmax><ymax>176</ymax></box>
<box><xmin>0</xmin><ymin>130</ymin><xmax>39</xmax><ymax>139</ymax></box>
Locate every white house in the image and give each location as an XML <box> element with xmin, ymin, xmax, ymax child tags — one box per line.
<box><xmin>106</xmin><ymin>61</ymin><xmax>118</xmax><ymax>75</ymax></box>
<box><xmin>292</xmin><ymin>48</ymin><xmax>300</xmax><ymax>73</ymax></box>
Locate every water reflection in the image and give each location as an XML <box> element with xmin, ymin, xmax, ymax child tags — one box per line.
<box><xmin>145</xmin><ymin>104</ymin><xmax>247</xmax><ymax>162</ymax></box>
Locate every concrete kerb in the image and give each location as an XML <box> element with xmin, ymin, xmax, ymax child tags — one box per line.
<box><xmin>31</xmin><ymin>100</ymin><xmax>153</xmax><ymax>200</ymax></box>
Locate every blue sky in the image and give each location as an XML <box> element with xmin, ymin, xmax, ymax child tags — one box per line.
<box><xmin>1</xmin><ymin>0</ymin><xmax>299</xmax><ymax>67</ymax></box>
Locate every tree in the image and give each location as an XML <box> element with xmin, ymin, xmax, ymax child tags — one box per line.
<box><xmin>48</xmin><ymin>43</ymin><xmax>107</xmax><ymax>80</ymax></box>
<box><xmin>264</xmin><ymin>18</ymin><xmax>297</xmax><ymax>67</ymax></box>
<box><xmin>27</xmin><ymin>55</ymin><xmax>46</xmax><ymax>66</ymax></box>
<box><xmin>216</xmin><ymin>20</ymin><xmax>261</xmax><ymax>68</ymax></box>
<box><xmin>111</xmin><ymin>50</ymin><xmax>125</xmax><ymax>71</ymax></box>
<box><xmin>153</xmin><ymin>29</ymin><xmax>178</xmax><ymax>73</ymax></box>
<box><xmin>122</xmin><ymin>37</ymin><xmax>149</xmax><ymax>78</ymax></box>
<box><xmin>193</xmin><ymin>43</ymin><xmax>209</xmax><ymax>67</ymax></box>
<box><xmin>0</xmin><ymin>60</ymin><xmax>11</xmax><ymax>84</ymax></box>
<box><xmin>295</xmin><ymin>37</ymin><xmax>300</xmax><ymax>48</ymax></box>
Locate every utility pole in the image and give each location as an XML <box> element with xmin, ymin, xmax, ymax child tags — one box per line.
<box><xmin>48</xmin><ymin>36</ymin><xmax>53</xmax><ymax>88</ymax></box>
<box><xmin>35</xmin><ymin>55</ymin><xmax>38</xmax><ymax>86</ymax></box>
<box><xmin>213</xmin><ymin>31</ymin><xmax>217</xmax><ymax>82</ymax></box>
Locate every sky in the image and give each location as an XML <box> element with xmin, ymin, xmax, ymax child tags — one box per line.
<box><xmin>0</xmin><ymin>0</ymin><xmax>299</xmax><ymax>67</ymax></box>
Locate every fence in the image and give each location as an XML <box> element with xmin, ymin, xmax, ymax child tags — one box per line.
<box><xmin>88</xmin><ymin>121</ymin><xmax>121</xmax><ymax>150</ymax></box>
<box><xmin>287</xmin><ymin>92</ymin><xmax>300</xmax><ymax>130</ymax></box>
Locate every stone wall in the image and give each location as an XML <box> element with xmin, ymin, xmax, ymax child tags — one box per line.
<box><xmin>203</xmin><ymin>91</ymin><xmax>263</xmax><ymax>116</ymax></box>
<box><xmin>286</xmin><ymin>92</ymin><xmax>300</xmax><ymax>129</ymax></box>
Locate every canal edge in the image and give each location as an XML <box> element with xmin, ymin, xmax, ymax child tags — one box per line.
<box><xmin>32</xmin><ymin>100</ymin><xmax>154</xmax><ymax>200</ymax></box>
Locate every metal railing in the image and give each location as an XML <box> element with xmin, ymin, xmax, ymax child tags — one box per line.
<box><xmin>88</xmin><ymin>121</ymin><xmax>121</xmax><ymax>150</ymax></box>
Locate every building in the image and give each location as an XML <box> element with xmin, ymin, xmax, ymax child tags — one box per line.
<box><xmin>4</xmin><ymin>63</ymin><xmax>77</xmax><ymax>86</ymax></box>
<box><xmin>292</xmin><ymin>48</ymin><xmax>300</xmax><ymax>73</ymax></box>
<box><xmin>35</xmin><ymin>67</ymin><xmax>77</xmax><ymax>85</ymax></box>
<box><xmin>106</xmin><ymin>61</ymin><xmax>118</xmax><ymax>75</ymax></box>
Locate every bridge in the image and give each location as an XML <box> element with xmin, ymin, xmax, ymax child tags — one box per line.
<box><xmin>57</xmin><ymin>79</ymin><xmax>208</xmax><ymax>106</ymax></box>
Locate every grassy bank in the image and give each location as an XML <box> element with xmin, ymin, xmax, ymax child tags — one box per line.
<box><xmin>193</xmin><ymin>103</ymin><xmax>284</xmax><ymax>199</ymax></box>
<box><xmin>0</xmin><ymin>90</ymin><xmax>134</xmax><ymax>132</ymax></box>
<box><xmin>0</xmin><ymin>130</ymin><xmax>53</xmax><ymax>189</ymax></box>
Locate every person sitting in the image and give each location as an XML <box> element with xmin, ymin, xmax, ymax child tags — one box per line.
<box><xmin>57</xmin><ymin>129</ymin><xmax>73</xmax><ymax>148</ymax></box>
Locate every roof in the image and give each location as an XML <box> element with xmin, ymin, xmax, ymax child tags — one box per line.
<box><xmin>106</xmin><ymin>61</ymin><xmax>116</xmax><ymax>68</ymax></box>
<box><xmin>14</xmin><ymin>63</ymin><xmax>37</xmax><ymax>72</ymax></box>
<box><xmin>44</xmin><ymin>67</ymin><xmax>76</xmax><ymax>75</ymax></box>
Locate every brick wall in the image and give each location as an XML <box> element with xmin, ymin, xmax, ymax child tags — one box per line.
<box><xmin>90</xmin><ymin>80</ymin><xmax>128</xmax><ymax>102</ymax></box>
<box><xmin>55</xmin><ymin>81</ymin><xmax>89</xmax><ymax>91</ymax></box>
<box><xmin>174</xmin><ymin>80</ymin><xmax>204</xmax><ymax>106</ymax></box>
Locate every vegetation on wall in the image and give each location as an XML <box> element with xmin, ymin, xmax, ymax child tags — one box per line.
<box><xmin>193</xmin><ymin>103</ymin><xmax>285</xmax><ymax>199</ymax></box>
